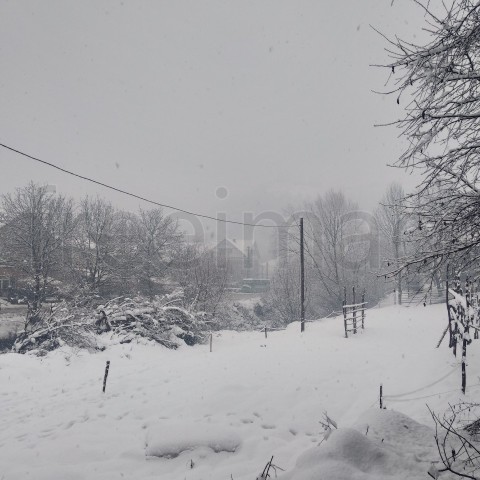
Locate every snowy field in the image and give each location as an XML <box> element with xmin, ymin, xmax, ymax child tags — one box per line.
<box><xmin>1</xmin><ymin>303</ymin><xmax>479</xmax><ymax>479</ymax></box>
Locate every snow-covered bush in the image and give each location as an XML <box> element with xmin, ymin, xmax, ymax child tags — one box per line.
<box><xmin>213</xmin><ymin>300</ymin><xmax>273</xmax><ymax>331</ymax></box>
<box><xmin>12</xmin><ymin>292</ymin><xmax>218</xmax><ymax>355</ymax></box>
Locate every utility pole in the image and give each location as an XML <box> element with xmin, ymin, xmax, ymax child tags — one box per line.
<box><xmin>300</xmin><ymin>217</ymin><xmax>305</xmax><ymax>332</ymax></box>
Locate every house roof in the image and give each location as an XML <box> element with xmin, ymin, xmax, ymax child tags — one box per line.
<box><xmin>215</xmin><ymin>238</ymin><xmax>258</xmax><ymax>258</ymax></box>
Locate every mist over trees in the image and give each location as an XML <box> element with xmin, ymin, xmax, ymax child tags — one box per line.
<box><xmin>0</xmin><ymin>182</ymin><xmax>227</xmax><ymax>318</ymax></box>
<box><xmin>375</xmin><ymin>183</ymin><xmax>408</xmax><ymax>304</ymax></box>
<box><xmin>0</xmin><ymin>179</ymin><xmax>435</xmax><ymax>327</ymax></box>
<box><xmin>265</xmin><ymin>188</ymin><xmax>401</xmax><ymax>322</ymax></box>
<box><xmin>0</xmin><ymin>183</ymin><xmax>75</xmax><ymax>316</ymax></box>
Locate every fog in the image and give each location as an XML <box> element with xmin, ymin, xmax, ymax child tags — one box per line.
<box><xmin>0</xmin><ymin>0</ymin><xmax>426</xmax><ymax>253</ymax></box>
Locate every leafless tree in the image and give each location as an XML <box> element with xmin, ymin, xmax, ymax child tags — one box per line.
<box><xmin>0</xmin><ymin>182</ymin><xmax>75</xmax><ymax>318</ymax></box>
<box><xmin>377</xmin><ymin>0</ymin><xmax>480</xmax><ymax>278</ymax></box>
<box><xmin>110</xmin><ymin>209</ymin><xmax>139</xmax><ymax>295</ymax></box>
<box><xmin>302</xmin><ymin>190</ymin><xmax>379</xmax><ymax>314</ymax></box>
<box><xmin>131</xmin><ymin>208</ymin><xmax>182</xmax><ymax>299</ymax></box>
<box><xmin>73</xmin><ymin>196</ymin><xmax>117</xmax><ymax>294</ymax></box>
<box><xmin>269</xmin><ymin>190</ymin><xmax>382</xmax><ymax>320</ymax></box>
<box><xmin>173</xmin><ymin>243</ymin><xmax>229</xmax><ymax>315</ymax></box>
<box><xmin>264</xmin><ymin>257</ymin><xmax>301</xmax><ymax>324</ymax></box>
<box><xmin>376</xmin><ymin>183</ymin><xmax>409</xmax><ymax>303</ymax></box>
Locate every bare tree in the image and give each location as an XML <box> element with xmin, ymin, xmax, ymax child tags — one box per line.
<box><xmin>264</xmin><ymin>257</ymin><xmax>300</xmax><ymax>324</ymax></box>
<box><xmin>173</xmin><ymin>243</ymin><xmax>228</xmax><ymax>315</ymax></box>
<box><xmin>132</xmin><ymin>208</ymin><xmax>181</xmax><ymax>299</ymax></box>
<box><xmin>302</xmin><ymin>190</ymin><xmax>377</xmax><ymax>314</ymax></box>
<box><xmin>0</xmin><ymin>182</ymin><xmax>75</xmax><ymax>318</ymax></box>
<box><xmin>73</xmin><ymin>196</ymin><xmax>117</xmax><ymax>294</ymax></box>
<box><xmin>110</xmin><ymin>209</ymin><xmax>139</xmax><ymax>295</ymax></box>
<box><xmin>376</xmin><ymin>183</ymin><xmax>409</xmax><ymax>303</ymax></box>
<box><xmin>270</xmin><ymin>190</ymin><xmax>382</xmax><ymax>320</ymax></box>
<box><xmin>377</xmin><ymin>0</ymin><xmax>480</xmax><ymax>277</ymax></box>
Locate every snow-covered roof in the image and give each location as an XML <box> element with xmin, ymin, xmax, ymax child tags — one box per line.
<box><xmin>214</xmin><ymin>238</ymin><xmax>257</xmax><ymax>258</ymax></box>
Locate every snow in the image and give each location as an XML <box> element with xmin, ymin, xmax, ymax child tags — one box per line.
<box><xmin>1</xmin><ymin>303</ymin><xmax>479</xmax><ymax>479</ymax></box>
<box><xmin>146</xmin><ymin>420</ymin><xmax>241</xmax><ymax>458</ymax></box>
<box><xmin>0</xmin><ymin>311</ymin><xmax>23</xmax><ymax>339</ymax></box>
<box><xmin>283</xmin><ymin>410</ymin><xmax>437</xmax><ymax>480</ymax></box>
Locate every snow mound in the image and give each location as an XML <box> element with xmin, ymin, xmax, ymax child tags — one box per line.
<box><xmin>145</xmin><ymin>420</ymin><xmax>241</xmax><ymax>458</ymax></box>
<box><xmin>281</xmin><ymin>409</ymin><xmax>437</xmax><ymax>480</ymax></box>
<box><xmin>281</xmin><ymin>428</ymin><xmax>400</xmax><ymax>480</ymax></box>
<box><xmin>352</xmin><ymin>408</ymin><xmax>435</xmax><ymax>456</ymax></box>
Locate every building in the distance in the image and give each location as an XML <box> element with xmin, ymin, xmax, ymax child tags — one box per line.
<box><xmin>212</xmin><ymin>238</ymin><xmax>268</xmax><ymax>284</ymax></box>
<box><xmin>0</xmin><ymin>259</ymin><xmax>16</xmax><ymax>297</ymax></box>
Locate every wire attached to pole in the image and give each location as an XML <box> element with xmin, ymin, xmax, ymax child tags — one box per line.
<box><xmin>0</xmin><ymin>142</ymin><xmax>295</xmax><ymax>229</ymax></box>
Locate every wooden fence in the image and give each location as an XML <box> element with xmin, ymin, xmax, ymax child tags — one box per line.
<box><xmin>399</xmin><ymin>287</ymin><xmax>445</xmax><ymax>305</ymax></box>
<box><xmin>342</xmin><ymin>287</ymin><xmax>366</xmax><ymax>338</ymax></box>
<box><xmin>446</xmin><ymin>274</ymin><xmax>480</xmax><ymax>393</ymax></box>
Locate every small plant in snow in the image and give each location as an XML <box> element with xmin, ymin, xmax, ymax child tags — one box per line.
<box><xmin>255</xmin><ymin>456</ymin><xmax>284</xmax><ymax>479</ymax></box>
<box><xmin>428</xmin><ymin>403</ymin><xmax>480</xmax><ymax>479</ymax></box>
<box><xmin>319</xmin><ymin>412</ymin><xmax>338</xmax><ymax>441</ymax></box>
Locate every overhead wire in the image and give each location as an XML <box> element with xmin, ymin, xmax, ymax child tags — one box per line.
<box><xmin>383</xmin><ymin>363</ymin><xmax>462</xmax><ymax>399</ymax></box>
<box><xmin>383</xmin><ymin>383</ymin><xmax>480</xmax><ymax>403</ymax></box>
<box><xmin>0</xmin><ymin>142</ymin><xmax>296</xmax><ymax>229</ymax></box>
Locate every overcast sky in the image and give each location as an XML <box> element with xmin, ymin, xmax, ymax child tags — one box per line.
<box><xmin>0</xmin><ymin>1</ymin><xmax>427</xmax><ymax>249</ymax></box>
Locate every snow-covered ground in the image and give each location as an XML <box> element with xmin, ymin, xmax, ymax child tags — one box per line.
<box><xmin>1</xmin><ymin>303</ymin><xmax>478</xmax><ymax>479</ymax></box>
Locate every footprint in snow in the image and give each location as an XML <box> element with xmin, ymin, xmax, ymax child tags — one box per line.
<box><xmin>261</xmin><ymin>424</ymin><xmax>276</xmax><ymax>430</ymax></box>
<box><xmin>64</xmin><ymin>420</ymin><xmax>75</xmax><ymax>429</ymax></box>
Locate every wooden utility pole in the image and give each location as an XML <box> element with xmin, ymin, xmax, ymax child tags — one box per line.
<box><xmin>300</xmin><ymin>218</ymin><xmax>305</xmax><ymax>333</ymax></box>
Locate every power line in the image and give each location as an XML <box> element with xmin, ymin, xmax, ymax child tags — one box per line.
<box><xmin>382</xmin><ymin>363</ymin><xmax>461</xmax><ymax>399</ymax></box>
<box><xmin>0</xmin><ymin>142</ymin><xmax>295</xmax><ymax>229</ymax></box>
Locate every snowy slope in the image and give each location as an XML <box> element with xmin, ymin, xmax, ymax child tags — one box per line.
<box><xmin>282</xmin><ymin>409</ymin><xmax>439</xmax><ymax>480</ymax></box>
<box><xmin>0</xmin><ymin>303</ymin><xmax>479</xmax><ymax>479</ymax></box>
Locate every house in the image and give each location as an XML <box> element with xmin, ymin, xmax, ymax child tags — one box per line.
<box><xmin>0</xmin><ymin>260</ymin><xmax>16</xmax><ymax>297</ymax></box>
<box><xmin>212</xmin><ymin>238</ymin><xmax>267</xmax><ymax>284</ymax></box>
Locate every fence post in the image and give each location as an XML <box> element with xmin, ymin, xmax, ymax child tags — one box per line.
<box><xmin>102</xmin><ymin>360</ymin><xmax>110</xmax><ymax>393</ymax></box>
<box><xmin>446</xmin><ymin>265</ymin><xmax>454</xmax><ymax>350</ymax></box>
<box><xmin>453</xmin><ymin>322</ymin><xmax>458</xmax><ymax>357</ymax></box>
<box><xmin>474</xmin><ymin>284</ymin><xmax>480</xmax><ymax>340</ymax></box>
<box><xmin>209</xmin><ymin>333</ymin><xmax>213</xmax><ymax>352</ymax></box>
<box><xmin>361</xmin><ymin>290</ymin><xmax>365</xmax><ymax>329</ymax></box>
<box><xmin>343</xmin><ymin>286</ymin><xmax>348</xmax><ymax>338</ymax></box>
<box><xmin>300</xmin><ymin>218</ymin><xmax>305</xmax><ymax>333</ymax></box>
<box><xmin>352</xmin><ymin>286</ymin><xmax>357</xmax><ymax>334</ymax></box>
<box><xmin>264</xmin><ymin>325</ymin><xmax>267</xmax><ymax>339</ymax></box>
<box><xmin>466</xmin><ymin>277</ymin><xmax>471</xmax><ymax>306</ymax></box>
<box><xmin>462</xmin><ymin>323</ymin><xmax>469</xmax><ymax>394</ymax></box>
<box><xmin>379</xmin><ymin>384</ymin><xmax>383</xmax><ymax>409</ymax></box>
<box><xmin>467</xmin><ymin>277</ymin><xmax>479</xmax><ymax>341</ymax></box>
